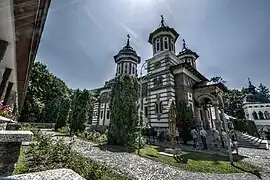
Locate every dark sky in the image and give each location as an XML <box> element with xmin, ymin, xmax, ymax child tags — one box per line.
<box><xmin>37</xmin><ymin>0</ymin><xmax>270</xmax><ymax>90</ymax></box>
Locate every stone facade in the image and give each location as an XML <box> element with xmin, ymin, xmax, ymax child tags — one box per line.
<box><xmin>90</xmin><ymin>17</ymin><xmax>226</xmax><ymax>131</ymax></box>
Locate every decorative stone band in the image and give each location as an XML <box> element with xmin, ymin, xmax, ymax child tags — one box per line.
<box><xmin>0</xmin><ymin>131</ymin><xmax>33</xmax><ymax>142</ymax></box>
<box><xmin>0</xmin><ymin>131</ymin><xmax>33</xmax><ymax>177</ymax></box>
<box><xmin>5</xmin><ymin>168</ymin><xmax>86</xmax><ymax>180</ymax></box>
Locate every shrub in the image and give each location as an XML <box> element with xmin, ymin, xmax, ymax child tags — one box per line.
<box><xmin>59</xmin><ymin>126</ymin><xmax>70</xmax><ymax>135</ymax></box>
<box><xmin>14</xmin><ymin>130</ymin><xmax>121</xmax><ymax>179</ymax></box>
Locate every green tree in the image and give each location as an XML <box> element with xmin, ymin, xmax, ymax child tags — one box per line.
<box><xmin>223</xmin><ymin>89</ymin><xmax>246</xmax><ymax>119</ymax></box>
<box><xmin>54</xmin><ymin>96</ymin><xmax>71</xmax><ymax>130</ymax></box>
<box><xmin>209</xmin><ymin>76</ymin><xmax>227</xmax><ymax>84</ymax></box>
<box><xmin>257</xmin><ymin>83</ymin><xmax>270</xmax><ymax>99</ymax></box>
<box><xmin>69</xmin><ymin>89</ymin><xmax>92</xmax><ymax>134</ymax></box>
<box><xmin>108</xmin><ymin>76</ymin><xmax>139</xmax><ymax>146</ymax></box>
<box><xmin>20</xmin><ymin>62</ymin><xmax>70</xmax><ymax>123</ymax></box>
<box><xmin>176</xmin><ymin>101</ymin><xmax>196</xmax><ymax>144</ymax></box>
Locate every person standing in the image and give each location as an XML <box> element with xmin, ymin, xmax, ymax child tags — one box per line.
<box><xmin>199</xmin><ymin>128</ymin><xmax>208</xmax><ymax>149</ymax></box>
<box><xmin>231</xmin><ymin>131</ymin><xmax>239</xmax><ymax>154</ymax></box>
<box><xmin>191</xmin><ymin>128</ymin><xmax>199</xmax><ymax>149</ymax></box>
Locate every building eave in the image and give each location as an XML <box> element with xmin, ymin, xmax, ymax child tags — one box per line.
<box><xmin>14</xmin><ymin>0</ymin><xmax>51</xmax><ymax>112</ymax></box>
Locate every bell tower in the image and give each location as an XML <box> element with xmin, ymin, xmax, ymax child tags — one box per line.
<box><xmin>177</xmin><ymin>39</ymin><xmax>199</xmax><ymax>69</ymax></box>
<box><xmin>114</xmin><ymin>35</ymin><xmax>141</xmax><ymax>77</ymax></box>
<box><xmin>148</xmin><ymin>15</ymin><xmax>179</xmax><ymax>56</ymax></box>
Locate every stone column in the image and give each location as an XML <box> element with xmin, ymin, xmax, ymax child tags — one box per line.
<box><xmin>214</xmin><ymin>105</ymin><xmax>222</xmax><ymax>131</ymax></box>
<box><xmin>3</xmin><ymin>82</ymin><xmax>13</xmax><ymax>105</ymax></box>
<box><xmin>0</xmin><ymin>68</ymin><xmax>12</xmax><ymax>99</ymax></box>
<box><xmin>195</xmin><ymin>107</ymin><xmax>203</xmax><ymax>128</ymax></box>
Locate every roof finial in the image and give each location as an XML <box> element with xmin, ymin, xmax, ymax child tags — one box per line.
<box><xmin>248</xmin><ymin>77</ymin><xmax>252</xmax><ymax>86</ymax></box>
<box><xmin>126</xmin><ymin>34</ymin><xmax>130</xmax><ymax>47</ymax></box>
<box><xmin>182</xmin><ymin>39</ymin><xmax>187</xmax><ymax>50</ymax></box>
<box><xmin>161</xmin><ymin>15</ymin><xmax>165</xmax><ymax>26</ymax></box>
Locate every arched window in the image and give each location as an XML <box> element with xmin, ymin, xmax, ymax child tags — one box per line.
<box><xmin>264</xmin><ymin>111</ymin><xmax>270</xmax><ymax>119</ymax></box>
<box><xmin>248</xmin><ymin>106</ymin><xmax>253</xmax><ymax>108</ymax></box>
<box><xmin>266</xmin><ymin>105</ymin><xmax>270</xmax><ymax>107</ymax></box>
<box><xmin>155</xmin><ymin>38</ymin><xmax>160</xmax><ymax>52</ymax></box>
<box><xmin>260</xmin><ymin>105</ymin><xmax>264</xmax><ymax>107</ymax></box>
<box><xmin>252</xmin><ymin>111</ymin><xmax>258</xmax><ymax>120</ymax></box>
<box><xmin>258</xmin><ymin>111</ymin><xmax>264</xmax><ymax>119</ymax></box>
<box><xmin>164</xmin><ymin>37</ymin><xmax>169</xmax><ymax>50</ymax></box>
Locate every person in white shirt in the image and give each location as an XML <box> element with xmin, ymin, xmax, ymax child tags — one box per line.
<box><xmin>199</xmin><ymin>128</ymin><xmax>208</xmax><ymax>149</ymax></box>
<box><xmin>190</xmin><ymin>128</ymin><xmax>199</xmax><ymax>149</ymax></box>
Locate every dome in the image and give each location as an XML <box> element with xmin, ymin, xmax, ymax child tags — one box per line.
<box><xmin>178</xmin><ymin>39</ymin><xmax>199</xmax><ymax>58</ymax></box>
<box><xmin>114</xmin><ymin>37</ymin><xmax>141</xmax><ymax>64</ymax></box>
<box><xmin>148</xmin><ymin>16</ymin><xmax>179</xmax><ymax>44</ymax></box>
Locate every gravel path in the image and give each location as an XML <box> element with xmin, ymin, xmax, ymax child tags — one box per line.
<box><xmin>239</xmin><ymin>147</ymin><xmax>270</xmax><ymax>172</ymax></box>
<box><xmin>64</xmin><ymin>138</ymin><xmax>270</xmax><ymax>180</ymax></box>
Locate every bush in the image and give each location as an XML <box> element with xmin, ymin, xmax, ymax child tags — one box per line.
<box><xmin>59</xmin><ymin>126</ymin><xmax>70</xmax><ymax>135</ymax></box>
<box><xmin>79</xmin><ymin>131</ymin><xmax>108</xmax><ymax>144</ymax></box>
<box><xmin>14</xmin><ymin>130</ymin><xmax>122</xmax><ymax>179</ymax></box>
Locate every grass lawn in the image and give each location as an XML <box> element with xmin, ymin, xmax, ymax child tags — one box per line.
<box><xmin>136</xmin><ymin>145</ymin><xmax>261</xmax><ymax>174</ymax></box>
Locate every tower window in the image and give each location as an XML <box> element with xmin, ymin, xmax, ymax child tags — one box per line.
<box><xmin>144</xmin><ymin>106</ymin><xmax>148</xmax><ymax>117</ymax></box>
<box><xmin>106</xmin><ymin>110</ymin><xmax>110</xmax><ymax>119</ymax></box>
<box><xmin>100</xmin><ymin>110</ymin><xmax>103</xmax><ymax>119</ymax></box>
<box><xmin>132</xmin><ymin>65</ymin><xmax>135</xmax><ymax>74</ymax></box>
<box><xmin>159</xmin><ymin>101</ymin><xmax>163</xmax><ymax>114</ymax></box>
<box><xmin>118</xmin><ymin>65</ymin><xmax>120</xmax><ymax>74</ymax></box>
<box><xmin>158</xmin><ymin>76</ymin><xmax>163</xmax><ymax>86</ymax></box>
<box><xmin>164</xmin><ymin>37</ymin><xmax>168</xmax><ymax>50</ymax></box>
<box><xmin>124</xmin><ymin>63</ymin><xmax>127</xmax><ymax>74</ymax></box>
<box><xmin>153</xmin><ymin>78</ymin><xmax>158</xmax><ymax>86</ymax></box>
<box><xmin>154</xmin><ymin>61</ymin><xmax>161</xmax><ymax>69</ymax></box>
<box><xmin>170</xmin><ymin>39</ymin><xmax>174</xmax><ymax>52</ymax></box>
<box><xmin>156</xmin><ymin>38</ymin><xmax>160</xmax><ymax>52</ymax></box>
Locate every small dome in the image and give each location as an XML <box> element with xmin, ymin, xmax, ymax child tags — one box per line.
<box><xmin>114</xmin><ymin>36</ymin><xmax>141</xmax><ymax>64</ymax></box>
<box><xmin>117</xmin><ymin>44</ymin><xmax>138</xmax><ymax>56</ymax></box>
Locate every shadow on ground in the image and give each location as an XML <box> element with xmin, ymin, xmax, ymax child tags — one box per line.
<box><xmin>96</xmin><ymin>144</ymin><xmax>137</xmax><ymax>153</ymax></box>
<box><xmin>231</xmin><ymin>163</ymin><xmax>263</xmax><ymax>179</ymax></box>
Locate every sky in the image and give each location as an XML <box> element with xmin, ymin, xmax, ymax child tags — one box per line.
<box><xmin>37</xmin><ymin>0</ymin><xmax>270</xmax><ymax>90</ymax></box>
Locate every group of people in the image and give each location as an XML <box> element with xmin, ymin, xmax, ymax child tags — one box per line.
<box><xmin>148</xmin><ymin>126</ymin><xmax>239</xmax><ymax>154</ymax></box>
<box><xmin>190</xmin><ymin>127</ymin><xmax>239</xmax><ymax>154</ymax></box>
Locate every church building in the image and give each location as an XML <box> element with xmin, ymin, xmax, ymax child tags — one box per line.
<box><xmin>90</xmin><ymin>16</ymin><xmax>227</xmax><ymax>132</ymax></box>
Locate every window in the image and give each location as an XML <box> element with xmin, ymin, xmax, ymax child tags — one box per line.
<box><xmin>132</xmin><ymin>65</ymin><xmax>135</xmax><ymax>74</ymax></box>
<box><xmin>154</xmin><ymin>61</ymin><xmax>161</xmax><ymax>69</ymax></box>
<box><xmin>164</xmin><ymin>37</ymin><xmax>168</xmax><ymax>50</ymax></box>
<box><xmin>158</xmin><ymin>76</ymin><xmax>163</xmax><ymax>86</ymax></box>
<box><xmin>100</xmin><ymin>110</ymin><xmax>103</xmax><ymax>119</ymax></box>
<box><xmin>155</xmin><ymin>102</ymin><xmax>159</xmax><ymax>114</ymax></box>
<box><xmin>118</xmin><ymin>65</ymin><xmax>121</xmax><ymax>74</ymax></box>
<box><xmin>106</xmin><ymin>110</ymin><xmax>110</xmax><ymax>119</ymax></box>
<box><xmin>254</xmin><ymin>106</ymin><xmax>258</xmax><ymax>108</ymax></box>
<box><xmin>252</xmin><ymin>111</ymin><xmax>258</xmax><ymax>120</ymax></box>
<box><xmin>260</xmin><ymin>105</ymin><xmax>264</xmax><ymax>107</ymax></box>
<box><xmin>266</xmin><ymin>105</ymin><xmax>270</xmax><ymax>107</ymax></box>
<box><xmin>124</xmin><ymin>63</ymin><xmax>127</xmax><ymax>74</ymax></box>
<box><xmin>156</xmin><ymin>38</ymin><xmax>160</xmax><ymax>52</ymax></box>
<box><xmin>264</xmin><ymin>111</ymin><xmax>270</xmax><ymax>119</ymax></box>
<box><xmin>248</xmin><ymin>106</ymin><xmax>253</xmax><ymax>108</ymax></box>
<box><xmin>144</xmin><ymin>107</ymin><xmax>148</xmax><ymax>117</ymax></box>
<box><xmin>153</xmin><ymin>78</ymin><xmax>158</xmax><ymax>86</ymax></box>
<box><xmin>258</xmin><ymin>111</ymin><xmax>264</xmax><ymax>119</ymax></box>
<box><xmin>159</xmin><ymin>101</ymin><xmax>163</xmax><ymax>114</ymax></box>
<box><xmin>170</xmin><ymin>39</ymin><xmax>174</xmax><ymax>52</ymax></box>
<box><xmin>155</xmin><ymin>101</ymin><xmax>163</xmax><ymax>115</ymax></box>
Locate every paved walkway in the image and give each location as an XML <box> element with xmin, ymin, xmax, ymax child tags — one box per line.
<box><xmin>63</xmin><ymin>137</ymin><xmax>270</xmax><ymax>180</ymax></box>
